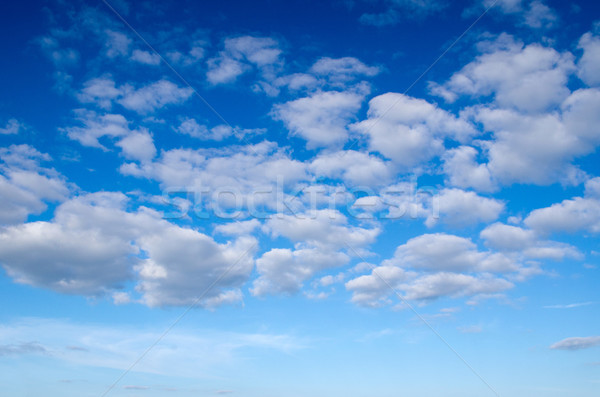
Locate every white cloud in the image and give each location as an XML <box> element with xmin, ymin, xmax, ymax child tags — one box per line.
<box><xmin>345</xmin><ymin>232</ymin><xmax>530</xmax><ymax>306</ymax></box>
<box><xmin>480</xmin><ymin>222</ymin><xmax>581</xmax><ymax>260</ymax></box>
<box><xmin>118</xmin><ymin>80</ymin><xmax>193</xmax><ymax>114</ymax></box>
<box><xmin>0</xmin><ymin>119</ymin><xmax>23</xmax><ymax>135</ymax></box>
<box><xmin>310</xmin><ymin>57</ymin><xmax>380</xmax><ymax>84</ymax></box>
<box><xmin>309</xmin><ymin>150</ymin><xmax>393</xmax><ymax>186</ymax></box>
<box><xmin>577</xmin><ymin>31</ymin><xmax>600</xmax><ymax>86</ymax></box>
<box><xmin>463</xmin><ymin>88</ymin><xmax>600</xmax><ymax>186</ymax></box>
<box><xmin>352</xmin><ymin>92</ymin><xmax>474</xmax><ymax>167</ymax></box>
<box><xmin>272</xmin><ymin>88</ymin><xmax>367</xmax><ymax>149</ymax></box>
<box><xmin>0</xmin><ymin>145</ymin><xmax>69</xmax><ymax>225</ymax></box>
<box><xmin>135</xmin><ymin>228</ymin><xmax>256</xmax><ymax>307</ymax></box>
<box><xmin>206</xmin><ymin>36</ymin><xmax>282</xmax><ymax>85</ymax></box>
<box><xmin>63</xmin><ymin>110</ymin><xmax>130</xmax><ymax>148</ymax></box>
<box><xmin>251</xmin><ymin>247</ymin><xmax>349</xmax><ymax>296</ymax></box>
<box><xmin>523</xmin><ymin>1</ymin><xmax>557</xmax><ymax>29</ymax></box>
<box><xmin>442</xmin><ymin>146</ymin><xmax>496</xmax><ymax>192</ymax></box>
<box><xmin>429</xmin><ymin>188</ymin><xmax>504</xmax><ymax>227</ymax></box>
<box><xmin>550</xmin><ymin>336</ymin><xmax>600</xmax><ymax>350</ymax></box>
<box><xmin>431</xmin><ymin>35</ymin><xmax>574</xmax><ymax>113</ymax></box>
<box><xmin>251</xmin><ymin>209</ymin><xmax>379</xmax><ymax>296</ymax></box>
<box><xmin>524</xmin><ymin>181</ymin><xmax>600</xmax><ymax>234</ymax></box>
<box><xmin>175</xmin><ymin>118</ymin><xmax>263</xmax><ymax>141</ymax></box>
<box><xmin>401</xmin><ymin>272</ymin><xmax>513</xmax><ymax>301</ymax></box>
<box><xmin>104</xmin><ymin>30</ymin><xmax>131</xmax><ymax>58</ymax></box>
<box><xmin>214</xmin><ymin>219</ymin><xmax>261</xmax><ymax>236</ymax></box>
<box><xmin>115</xmin><ymin>129</ymin><xmax>156</xmax><ymax>162</ymax></box>
<box><xmin>121</xmin><ymin>141</ymin><xmax>308</xmax><ymax>214</ymax></box>
<box><xmin>77</xmin><ymin>77</ymin><xmax>121</xmax><ymax>109</ymax></box>
<box><xmin>130</xmin><ymin>49</ymin><xmax>161</xmax><ymax>65</ymax></box>
<box><xmin>0</xmin><ymin>191</ymin><xmax>258</xmax><ymax>307</ymax></box>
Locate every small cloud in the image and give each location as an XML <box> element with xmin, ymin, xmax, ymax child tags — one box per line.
<box><xmin>458</xmin><ymin>325</ymin><xmax>483</xmax><ymax>334</ymax></box>
<box><xmin>0</xmin><ymin>118</ymin><xmax>24</xmax><ymax>135</ymax></box>
<box><xmin>123</xmin><ymin>385</ymin><xmax>149</xmax><ymax>390</ymax></box>
<box><xmin>550</xmin><ymin>336</ymin><xmax>600</xmax><ymax>351</ymax></box>
<box><xmin>0</xmin><ymin>342</ymin><xmax>48</xmax><ymax>356</ymax></box>
<box><xmin>544</xmin><ymin>302</ymin><xmax>594</xmax><ymax>309</ymax></box>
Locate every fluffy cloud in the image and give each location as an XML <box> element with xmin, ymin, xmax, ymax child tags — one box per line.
<box><xmin>431</xmin><ymin>35</ymin><xmax>574</xmax><ymax>113</ymax></box>
<box><xmin>429</xmin><ymin>188</ymin><xmax>504</xmax><ymax>227</ymax></box>
<box><xmin>0</xmin><ymin>119</ymin><xmax>23</xmax><ymax>135</ymax></box>
<box><xmin>136</xmin><ymin>229</ymin><xmax>256</xmax><ymax>307</ymax></box>
<box><xmin>63</xmin><ymin>110</ymin><xmax>157</xmax><ymax>162</ymax></box>
<box><xmin>524</xmin><ymin>178</ymin><xmax>600</xmax><ymax>234</ymax></box>
<box><xmin>0</xmin><ymin>145</ymin><xmax>69</xmax><ymax>225</ymax></box>
<box><xmin>175</xmin><ymin>118</ymin><xmax>263</xmax><ymax>141</ymax></box>
<box><xmin>480</xmin><ymin>223</ymin><xmax>581</xmax><ymax>260</ymax></box>
<box><xmin>251</xmin><ymin>209</ymin><xmax>379</xmax><ymax>296</ymax></box>
<box><xmin>309</xmin><ymin>57</ymin><xmax>380</xmax><ymax>84</ymax></box>
<box><xmin>352</xmin><ymin>93</ymin><xmax>474</xmax><ymax>167</ymax></box>
<box><xmin>115</xmin><ymin>129</ymin><xmax>156</xmax><ymax>162</ymax></box>
<box><xmin>122</xmin><ymin>141</ymin><xmax>308</xmax><ymax>214</ymax></box>
<box><xmin>345</xmin><ymin>233</ymin><xmax>527</xmax><ymax>306</ymax></box>
<box><xmin>272</xmin><ymin>88</ymin><xmax>367</xmax><ymax>149</ymax></box>
<box><xmin>251</xmin><ymin>247</ymin><xmax>349</xmax><ymax>296</ymax></box>
<box><xmin>550</xmin><ymin>336</ymin><xmax>600</xmax><ymax>351</ymax></box>
<box><xmin>0</xmin><ymin>192</ymin><xmax>258</xmax><ymax>307</ymax></box>
<box><xmin>118</xmin><ymin>80</ymin><xmax>193</xmax><ymax>114</ymax></box>
<box><xmin>577</xmin><ymin>31</ymin><xmax>600</xmax><ymax>87</ymax></box>
<box><xmin>449</xmin><ymin>88</ymin><xmax>600</xmax><ymax>188</ymax></box>
<box><xmin>130</xmin><ymin>49</ymin><xmax>161</xmax><ymax>65</ymax></box>
<box><xmin>206</xmin><ymin>36</ymin><xmax>282</xmax><ymax>85</ymax></box>
<box><xmin>77</xmin><ymin>77</ymin><xmax>193</xmax><ymax>114</ymax></box>
<box><xmin>309</xmin><ymin>150</ymin><xmax>393</xmax><ymax>186</ymax></box>
<box><xmin>442</xmin><ymin>146</ymin><xmax>496</xmax><ymax>192</ymax></box>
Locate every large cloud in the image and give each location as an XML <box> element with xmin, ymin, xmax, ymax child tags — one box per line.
<box><xmin>352</xmin><ymin>93</ymin><xmax>474</xmax><ymax>168</ymax></box>
<box><xmin>0</xmin><ymin>192</ymin><xmax>257</xmax><ymax>307</ymax></box>
<box><xmin>344</xmin><ymin>233</ymin><xmax>537</xmax><ymax>307</ymax></box>
<box><xmin>272</xmin><ymin>88</ymin><xmax>367</xmax><ymax>149</ymax></box>
<box><xmin>431</xmin><ymin>35</ymin><xmax>574</xmax><ymax>113</ymax></box>
<box><xmin>0</xmin><ymin>145</ymin><xmax>69</xmax><ymax>225</ymax></box>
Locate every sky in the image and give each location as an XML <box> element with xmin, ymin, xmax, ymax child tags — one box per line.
<box><xmin>0</xmin><ymin>0</ymin><xmax>599</xmax><ymax>396</ymax></box>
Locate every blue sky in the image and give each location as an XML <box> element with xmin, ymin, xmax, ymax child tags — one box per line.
<box><xmin>0</xmin><ymin>0</ymin><xmax>600</xmax><ymax>395</ymax></box>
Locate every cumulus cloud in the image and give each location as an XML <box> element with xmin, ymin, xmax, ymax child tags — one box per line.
<box><xmin>251</xmin><ymin>209</ymin><xmax>379</xmax><ymax>296</ymax></box>
<box><xmin>130</xmin><ymin>49</ymin><xmax>161</xmax><ymax>65</ymax></box>
<box><xmin>309</xmin><ymin>57</ymin><xmax>380</xmax><ymax>84</ymax></box>
<box><xmin>345</xmin><ymin>232</ymin><xmax>528</xmax><ymax>306</ymax></box>
<box><xmin>309</xmin><ymin>150</ymin><xmax>393</xmax><ymax>186</ymax></box>
<box><xmin>524</xmin><ymin>178</ymin><xmax>600</xmax><ymax>234</ymax></box>
<box><xmin>431</xmin><ymin>35</ymin><xmax>574</xmax><ymax>113</ymax></box>
<box><xmin>0</xmin><ymin>145</ymin><xmax>69</xmax><ymax>225</ymax></box>
<box><xmin>0</xmin><ymin>118</ymin><xmax>24</xmax><ymax>135</ymax></box>
<box><xmin>63</xmin><ymin>110</ymin><xmax>157</xmax><ymax>162</ymax></box>
<box><xmin>175</xmin><ymin>118</ymin><xmax>263</xmax><ymax>141</ymax></box>
<box><xmin>577</xmin><ymin>31</ymin><xmax>600</xmax><ymax>87</ymax></box>
<box><xmin>118</xmin><ymin>80</ymin><xmax>193</xmax><ymax>114</ymax></box>
<box><xmin>428</xmin><ymin>188</ymin><xmax>504</xmax><ymax>227</ymax></box>
<box><xmin>77</xmin><ymin>77</ymin><xmax>193</xmax><ymax>114</ymax></box>
<box><xmin>480</xmin><ymin>223</ymin><xmax>581</xmax><ymax>260</ymax></box>
<box><xmin>0</xmin><ymin>192</ymin><xmax>258</xmax><ymax>307</ymax></box>
<box><xmin>206</xmin><ymin>35</ymin><xmax>282</xmax><ymax>85</ymax></box>
<box><xmin>447</xmin><ymin>88</ymin><xmax>600</xmax><ymax>188</ymax></box>
<box><xmin>272</xmin><ymin>87</ymin><xmax>367</xmax><ymax>149</ymax></box>
<box><xmin>352</xmin><ymin>92</ymin><xmax>474</xmax><ymax>167</ymax></box>
<box><xmin>550</xmin><ymin>336</ymin><xmax>600</xmax><ymax>350</ymax></box>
